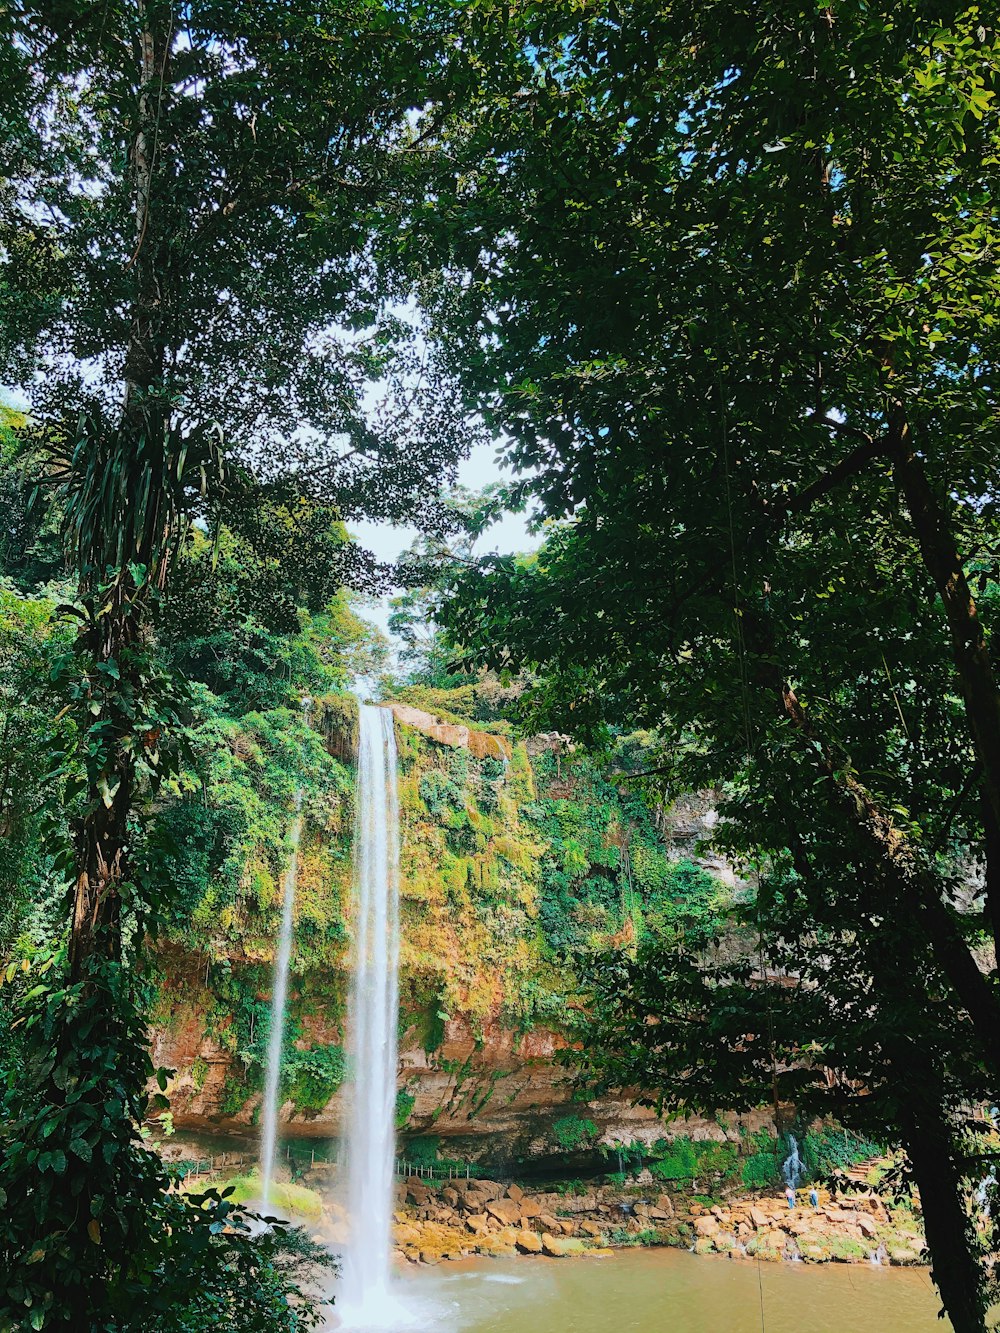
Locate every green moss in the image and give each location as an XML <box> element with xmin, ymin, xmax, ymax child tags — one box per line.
<box><xmin>154</xmin><ymin>678</ymin><xmax>736</xmax><ymax>1130</ymax></box>
<box><xmin>213</xmin><ymin>1174</ymin><xmax>323</xmax><ymax>1221</ymax></box>
<box><xmin>825</xmin><ymin>1236</ymin><xmax>872</xmax><ymax>1263</ymax></box>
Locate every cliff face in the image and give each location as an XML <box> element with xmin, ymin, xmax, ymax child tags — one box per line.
<box><xmin>151</xmin><ymin>701</ymin><xmax>739</xmax><ymax>1162</ymax></box>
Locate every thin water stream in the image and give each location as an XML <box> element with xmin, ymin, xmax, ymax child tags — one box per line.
<box><xmin>259</xmin><ymin>790</ymin><xmax>304</xmax><ymax>1206</ymax></box>
<box><xmin>338</xmin><ymin>701</ymin><xmax>403</xmax><ymax>1327</ymax></box>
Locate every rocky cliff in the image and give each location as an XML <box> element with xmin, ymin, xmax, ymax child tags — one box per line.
<box><xmin>151</xmin><ymin>698</ymin><xmax>739</xmax><ymax>1167</ymax></box>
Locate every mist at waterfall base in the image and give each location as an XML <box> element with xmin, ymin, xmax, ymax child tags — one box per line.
<box><xmin>259</xmin><ymin>792</ymin><xmax>303</xmax><ymax>1207</ymax></box>
<box><xmin>334</xmin><ymin>702</ymin><xmax>411</xmax><ymax>1331</ymax></box>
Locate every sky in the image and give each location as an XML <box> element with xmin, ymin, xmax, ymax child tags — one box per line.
<box><xmin>348</xmin><ymin>437</ymin><xmax>539</xmax><ymax>641</ymax></box>
<box><xmin>3</xmin><ymin>381</ymin><xmax>537</xmax><ymax>648</ymax></box>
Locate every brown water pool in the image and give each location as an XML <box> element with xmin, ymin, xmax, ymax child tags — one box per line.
<box><xmin>383</xmin><ymin>1247</ymin><xmax>951</xmax><ymax>1333</ymax></box>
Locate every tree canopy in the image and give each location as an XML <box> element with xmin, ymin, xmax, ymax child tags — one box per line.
<box><xmin>423</xmin><ymin>6</ymin><xmax>1000</xmax><ymax>1328</ymax></box>
<box><xmin>3</xmin><ymin>3</ymin><xmax>1000</xmax><ymax>1330</ymax></box>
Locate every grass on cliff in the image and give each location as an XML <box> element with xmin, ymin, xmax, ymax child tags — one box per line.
<box><xmin>190</xmin><ymin>1172</ymin><xmax>324</xmax><ymax>1222</ymax></box>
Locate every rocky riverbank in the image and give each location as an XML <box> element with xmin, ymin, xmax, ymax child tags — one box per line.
<box><xmin>317</xmin><ymin>1174</ymin><xmax>927</xmax><ymax>1269</ymax></box>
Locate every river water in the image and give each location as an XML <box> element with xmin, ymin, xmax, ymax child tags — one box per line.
<box><xmin>374</xmin><ymin>1248</ymin><xmax>949</xmax><ymax>1333</ymax></box>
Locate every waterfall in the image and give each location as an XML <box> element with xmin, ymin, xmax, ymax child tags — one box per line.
<box><xmin>339</xmin><ymin>702</ymin><xmax>403</xmax><ymax>1328</ymax></box>
<box><xmin>782</xmin><ymin>1133</ymin><xmax>803</xmax><ymax>1189</ymax></box>
<box><xmin>259</xmin><ymin>791</ymin><xmax>304</xmax><ymax>1206</ymax></box>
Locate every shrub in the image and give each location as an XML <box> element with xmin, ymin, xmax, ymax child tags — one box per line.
<box><xmin>800</xmin><ymin>1126</ymin><xmax>886</xmax><ymax>1178</ymax></box>
<box><xmin>741</xmin><ymin>1149</ymin><xmax>782</xmax><ymax>1190</ymax></box>
<box><xmin>552</xmin><ymin>1114</ymin><xmax>598</xmax><ymax>1152</ymax></box>
<box><xmin>283</xmin><ymin>1044</ymin><xmax>345</xmax><ymax>1114</ymax></box>
<box><xmin>395</xmin><ymin>1090</ymin><xmax>416</xmax><ymax>1129</ymax></box>
<box><xmin>650</xmin><ymin>1138</ymin><xmax>698</xmax><ymax>1181</ymax></box>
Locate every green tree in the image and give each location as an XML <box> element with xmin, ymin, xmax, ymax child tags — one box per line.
<box><xmin>422</xmin><ymin>6</ymin><xmax>1000</xmax><ymax>1328</ymax></box>
<box><xmin>0</xmin><ymin>4</ymin><xmax>485</xmax><ymax>1325</ymax></box>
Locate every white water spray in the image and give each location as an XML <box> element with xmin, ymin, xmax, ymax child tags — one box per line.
<box><xmin>338</xmin><ymin>702</ymin><xmax>404</xmax><ymax>1328</ymax></box>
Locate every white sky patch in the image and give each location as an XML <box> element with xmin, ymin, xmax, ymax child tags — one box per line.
<box><xmin>351</xmin><ymin>436</ymin><xmax>538</xmax><ymax>642</ymax></box>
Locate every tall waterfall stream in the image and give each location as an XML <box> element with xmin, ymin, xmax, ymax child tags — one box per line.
<box><xmin>338</xmin><ymin>701</ymin><xmax>404</xmax><ymax>1327</ymax></box>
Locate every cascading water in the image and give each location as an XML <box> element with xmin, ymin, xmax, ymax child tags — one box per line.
<box><xmin>338</xmin><ymin>702</ymin><xmax>403</xmax><ymax>1329</ymax></box>
<box><xmin>782</xmin><ymin>1133</ymin><xmax>803</xmax><ymax>1189</ymax></box>
<box><xmin>259</xmin><ymin>790</ymin><xmax>304</xmax><ymax>1207</ymax></box>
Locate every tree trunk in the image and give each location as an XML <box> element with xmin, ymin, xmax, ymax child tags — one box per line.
<box><xmin>902</xmin><ymin>1100</ymin><xmax>986</xmax><ymax>1333</ymax></box>
<box><xmin>890</xmin><ymin>419</ymin><xmax>1000</xmax><ymax>844</ymax></box>
<box><xmin>67</xmin><ymin>7</ymin><xmax>171</xmax><ymax>982</ymax></box>
<box><xmin>982</xmin><ymin>795</ymin><xmax>1000</xmax><ymax>966</ymax></box>
<box><xmin>745</xmin><ymin>605</ymin><xmax>1000</xmax><ymax>1081</ymax></box>
<box><xmin>785</xmin><ymin>827</ymin><xmax>987</xmax><ymax>1330</ymax></box>
<box><xmin>67</xmin><ymin>746</ymin><xmax>131</xmax><ymax>980</ymax></box>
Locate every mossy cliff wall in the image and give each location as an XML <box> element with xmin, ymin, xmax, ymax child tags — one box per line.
<box><xmin>150</xmin><ymin>701</ymin><xmax>747</xmax><ymax>1163</ymax></box>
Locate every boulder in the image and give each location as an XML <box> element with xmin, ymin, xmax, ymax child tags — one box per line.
<box><xmin>507</xmin><ymin>1184</ymin><xmax>524</xmax><ymax>1203</ymax></box>
<box><xmin>655</xmin><ymin>1195</ymin><xmax>674</xmax><ymax>1217</ymax></box>
<box><xmin>406</xmin><ymin>1182</ymin><xmax>432</xmax><ymax>1207</ymax></box>
<box><xmin>487</xmin><ymin>1199</ymin><xmax>523</xmax><ymax>1227</ymax></box>
<box><xmin>465</xmin><ymin>1214</ymin><xmax>490</xmax><ymax>1236</ymax></box>
<box><xmin>515</xmin><ymin>1229</ymin><xmax>543</xmax><ymax>1254</ymax></box>
<box><xmin>647</xmin><ymin>1207</ymin><xmax>672</xmax><ymax>1222</ymax></box>
<box><xmin>858</xmin><ymin>1196</ymin><xmax>890</xmax><ymax>1223</ymax></box>
<box><xmin>856</xmin><ymin>1214</ymin><xmax>878</xmax><ymax>1241</ymax></box>
<box><xmin>537</xmin><ymin>1213</ymin><xmax>561</xmax><ymax>1233</ymax></box>
<box><xmin>580</xmin><ymin>1221</ymin><xmax>604</xmax><ymax>1239</ymax></box>
<box><xmin>542</xmin><ymin>1233</ymin><xmax>585</xmax><ymax>1258</ymax></box>
<box><xmin>519</xmin><ymin>1199</ymin><xmax>542</xmax><ymax>1220</ymax></box>
<box><xmin>467</xmin><ymin>1180</ymin><xmax>504</xmax><ymax>1203</ymax></box>
<box><xmin>694</xmin><ymin>1216</ymin><xmax>720</xmax><ymax>1238</ymax></box>
<box><xmin>749</xmin><ymin>1207</ymin><xmax>770</xmax><ymax>1231</ymax></box>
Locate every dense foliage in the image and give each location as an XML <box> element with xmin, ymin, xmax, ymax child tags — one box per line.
<box><xmin>418</xmin><ymin>6</ymin><xmax>1000</xmax><ymax>1330</ymax></box>
<box><xmin>3</xmin><ymin>4</ymin><xmax>1000</xmax><ymax>1331</ymax></box>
